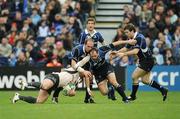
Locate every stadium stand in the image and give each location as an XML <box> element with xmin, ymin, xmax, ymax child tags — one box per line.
<box><xmin>0</xmin><ymin>0</ymin><xmax>179</xmax><ymax>67</ymax></box>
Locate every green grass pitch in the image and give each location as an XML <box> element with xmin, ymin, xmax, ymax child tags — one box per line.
<box><xmin>0</xmin><ymin>91</ymin><xmax>180</xmax><ymax>119</ymax></box>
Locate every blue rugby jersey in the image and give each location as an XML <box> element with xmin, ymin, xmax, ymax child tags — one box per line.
<box><xmin>126</xmin><ymin>32</ymin><xmax>153</xmax><ymax>61</ymax></box>
<box><xmin>79</xmin><ymin>29</ymin><xmax>104</xmax><ymax>47</ymax></box>
<box><xmin>70</xmin><ymin>44</ymin><xmax>88</xmax><ymax>62</ymax></box>
<box><xmin>89</xmin><ymin>44</ymin><xmax>115</xmax><ymax>70</ymax></box>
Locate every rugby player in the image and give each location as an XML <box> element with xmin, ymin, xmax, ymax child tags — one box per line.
<box><xmin>113</xmin><ymin>24</ymin><xmax>168</xmax><ymax>101</ymax></box>
<box><xmin>88</xmin><ymin>41</ymin><xmax>136</xmax><ymax>103</ymax></box>
<box><xmin>12</xmin><ymin>56</ymin><xmax>92</xmax><ymax>104</ymax></box>
<box><xmin>79</xmin><ymin>17</ymin><xmax>116</xmax><ymax>102</ymax></box>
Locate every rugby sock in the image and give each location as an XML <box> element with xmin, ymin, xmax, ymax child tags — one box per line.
<box><xmin>19</xmin><ymin>96</ymin><xmax>37</xmax><ymax>104</ymax></box>
<box><xmin>130</xmin><ymin>83</ymin><xmax>139</xmax><ymax>98</ymax></box>
<box><xmin>53</xmin><ymin>87</ymin><xmax>63</xmax><ymax>97</ymax></box>
<box><xmin>28</xmin><ymin>82</ymin><xmax>41</xmax><ymax>89</ymax></box>
<box><xmin>108</xmin><ymin>84</ymin><xmax>115</xmax><ymax>99</ymax></box>
<box><xmin>115</xmin><ymin>85</ymin><xmax>127</xmax><ymax>101</ymax></box>
<box><xmin>149</xmin><ymin>80</ymin><xmax>163</xmax><ymax>93</ymax></box>
<box><xmin>85</xmin><ymin>84</ymin><xmax>93</xmax><ymax>100</ymax></box>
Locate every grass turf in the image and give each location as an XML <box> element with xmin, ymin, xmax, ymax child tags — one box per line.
<box><xmin>0</xmin><ymin>91</ymin><xmax>180</xmax><ymax>119</ymax></box>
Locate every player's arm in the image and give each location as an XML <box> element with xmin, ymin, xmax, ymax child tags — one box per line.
<box><xmin>118</xmin><ymin>47</ymin><xmax>128</xmax><ymax>53</ymax></box>
<box><xmin>72</xmin><ymin>56</ymin><xmax>90</xmax><ymax>72</ymax></box>
<box><xmin>101</xmin><ymin>41</ymin><xmax>106</xmax><ymax>46</ymax></box>
<box><xmin>118</xmin><ymin>48</ymin><xmax>139</xmax><ymax>58</ymax></box>
<box><xmin>112</xmin><ymin>39</ymin><xmax>136</xmax><ymax>46</ymax></box>
<box><xmin>109</xmin><ymin>47</ymin><xmax>128</xmax><ymax>59</ymax></box>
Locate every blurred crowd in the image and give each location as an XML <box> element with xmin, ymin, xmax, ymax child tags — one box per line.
<box><xmin>0</xmin><ymin>0</ymin><xmax>95</xmax><ymax>67</ymax></box>
<box><xmin>0</xmin><ymin>0</ymin><xmax>179</xmax><ymax>68</ymax></box>
<box><xmin>112</xmin><ymin>0</ymin><xmax>180</xmax><ymax>66</ymax></box>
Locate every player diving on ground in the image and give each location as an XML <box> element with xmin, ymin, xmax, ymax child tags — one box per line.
<box><xmin>12</xmin><ymin>56</ymin><xmax>92</xmax><ymax>104</ymax></box>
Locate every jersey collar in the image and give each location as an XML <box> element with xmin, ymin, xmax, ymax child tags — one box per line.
<box><xmin>85</xmin><ymin>29</ymin><xmax>97</xmax><ymax>37</ymax></box>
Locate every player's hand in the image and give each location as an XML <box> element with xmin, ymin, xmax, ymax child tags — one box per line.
<box><xmin>83</xmin><ymin>71</ymin><xmax>92</xmax><ymax>79</ymax></box>
<box><xmin>118</xmin><ymin>52</ymin><xmax>125</xmax><ymax>58</ymax></box>
<box><xmin>110</xmin><ymin>51</ymin><xmax>118</xmax><ymax>58</ymax></box>
<box><xmin>128</xmin><ymin>39</ymin><xmax>136</xmax><ymax>45</ymax></box>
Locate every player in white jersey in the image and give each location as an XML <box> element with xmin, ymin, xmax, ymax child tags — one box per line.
<box><xmin>12</xmin><ymin>56</ymin><xmax>92</xmax><ymax>104</ymax></box>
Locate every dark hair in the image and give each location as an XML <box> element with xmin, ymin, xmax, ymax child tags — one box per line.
<box><xmin>90</xmin><ymin>47</ymin><xmax>98</xmax><ymax>53</ymax></box>
<box><xmin>84</xmin><ymin>38</ymin><xmax>94</xmax><ymax>44</ymax></box>
<box><xmin>124</xmin><ymin>23</ymin><xmax>136</xmax><ymax>32</ymax></box>
<box><xmin>86</xmin><ymin>17</ymin><xmax>96</xmax><ymax>24</ymax></box>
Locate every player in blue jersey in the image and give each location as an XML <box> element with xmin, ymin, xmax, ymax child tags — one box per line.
<box><xmin>79</xmin><ymin>17</ymin><xmax>105</xmax><ymax>47</ymax></box>
<box><xmin>79</xmin><ymin>17</ymin><xmax>117</xmax><ymax>102</ymax></box>
<box><xmin>71</xmin><ymin>38</ymin><xmax>95</xmax><ymax>103</ymax></box>
<box><xmin>112</xmin><ymin>24</ymin><xmax>168</xmax><ymax>101</ymax></box>
<box><xmin>88</xmin><ymin>41</ymin><xmax>135</xmax><ymax>103</ymax></box>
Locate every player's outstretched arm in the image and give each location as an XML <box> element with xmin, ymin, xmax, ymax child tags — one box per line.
<box><xmin>75</xmin><ymin>56</ymin><xmax>90</xmax><ymax>68</ymax></box>
<box><xmin>112</xmin><ymin>39</ymin><xmax>136</xmax><ymax>47</ymax></box>
<box><xmin>118</xmin><ymin>48</ymin><xmax>139</xmax><ymax>58</ymax></box>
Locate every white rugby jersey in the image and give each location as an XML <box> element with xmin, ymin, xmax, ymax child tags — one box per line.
<box><xmin>52</xmin><ymin>68</ymin><xmax>80</xmax><ymax>88</ymax></box>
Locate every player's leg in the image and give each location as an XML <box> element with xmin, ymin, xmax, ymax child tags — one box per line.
<box><xmin>84</xmin><ymin>77</ymin><xmax>95</xmax><ymax>103</ymax></box>
<box><xmin>83</xmin><ymin>63</ymin><xmax>95</xmax><ymax>103</ymax></box>
<box><xmin>97</xmin><ymin>80</ymin><xmax>109</xmax><ymax>95</ymax></box>
<box><xmin>12</xmin><ymin>92</ymin><xmax>37</xmax><ymax>104</ymax></box>
<box><xmin>141</xmin><ymin>72</ymin><xmax>168</xmax><ymax>101</ymax></box>
<box><xmin>107</xmin><ymin>82</ymin><xmax>116</xmax><ymax>100</ymax></box>
<box><xmin>13</xmin><ymin>79</ymin><xmax>54</xmax><ymax>104</ymax></box>
<box><xmin>107</xmin><ymin>73</ymin><xmax>128</xmax><ymax>102</ymax></box>
<box><xmin>52</xmin><ymin>87</ymin><xmax>63</xmax><ymax>104</ymax></box>
<box><xmin>129</xmin><ymin>67</ymin><xmax>147</xmax><ymax>100</ymax></box>
<box><xmin>19</xmin><ymin>79</ymin><xmax>41</xmax><ymax>90</ymax></box>
<box><xmin>36</xmin><ymin>79</ymin><xmax>54</xmax><ymax>103</ymax></box>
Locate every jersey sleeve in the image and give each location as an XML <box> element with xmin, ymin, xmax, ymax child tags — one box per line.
<box><xmin>134</xmin><ymin>36</ymin><xmax>146</xmax><ymax>50</ymax></box>
<box><xmin>71</xmin><ymin>47</ymin><xmax>79</xmax><ymax>62</ymax></box>
<box><xmin>97</xmin><ymin>32</ymin><xmax>104</xmax><ymax>43</ymax></box>
<box><xmin>99</xmin><ymin>43</ymin><xmax>115</xmax><ymax>56</ymax></box>
<box><xmin>79</xmin><ymin>32</ymin><xmax>85</xmax><ymax>44</ymax></box>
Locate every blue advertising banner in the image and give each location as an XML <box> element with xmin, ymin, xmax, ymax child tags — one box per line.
<box><xmin>126</xmin><ymin>65</ymin><xmax>180</xmax><ymax>91</ymax></box>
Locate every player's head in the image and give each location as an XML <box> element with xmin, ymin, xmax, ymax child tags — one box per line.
<box><xmin>84</xmin><ymin>38</ymin><xmax>94</xmax><ymax>53</ymax></box>
<box><xmin>89</xmin><ymin>47</ymin><xmax>99</xmax><ymax>60</ymax></box>
<box><xmin>86</xmin><ymin>17</ymin><xmax>96</xmax><ymax>32</ymax></box>
<box><xmin>124</xmin><ymin>23</ymin><xmax>136</xmax><ymax>39</ymax></box>
<box><xmin>67</xmin><ymin>89</ymin><xmax>76</xmax><ymax>97</ymax></box>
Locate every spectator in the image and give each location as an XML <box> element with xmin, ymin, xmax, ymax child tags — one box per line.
<box><xmin>152</xmin><ymin>47</ymin><xmax>164</xmax><ymax>65</ymax></box>
<box><xmin>0</xmin><ymin>37</ymin><xmax>12</xmax><ymax>66</ymax></box>
<box><xmin>112</xmin><ymin>26</ymin><xmax>128</xmax><ymax>50</ymax></box>
<box><xmin>7</xmin><ymin>23</ymin><xmax>18</xmax><ymax>45</ymax></box>
<box><xmin>30</xmin><ymin>8</ymin><xmax>41</xmax><ymax>26</ymax></box>
<box><xmin>0</xmin><ymin>25</ymin><xmax>6</xmax><ymax>40</ymax></box>
<box><xmin>13</xmin><ymin>11</ymin><xmax>23</xmax><ymax>31</ymax></box>
<box><xmin>53</xmin><ymin>13</ymin><xmax>65</xmax><ymax>35</ymax></box>
<box><xmin>10</xmin><ymin>0</ymin><xmax>23</xmax><ymax>13</ymax></box>
<box><xmin>153</xmin><ymin>32</ymin><xmax>172</xmax><ymax>49</ymax></box>
<box><xmin>46</xmin><ymin>55</ymin><xmax>62</xmax><ymax>67</ymax></box>
<box><xmin>167</xmin><ymin>8</ymin><xmax>178</xmax><ymax>24</ymax></box>
<box><xmin>38</xmin><ymin>20</ymin><xmax>49</xmax><ymax>37</ymax></box>
<box><xmin>145</xmin><ymin>20</ymin><xmax>159</xmax><ymax>40</ymax></box>
<box><xmin>164</xmin><ymin>16</ymin><xmax>176</xmax><ymax>36</ymax></box>
<box><xmin>15</xmin><ymin>51</ymin><xmax>30</xmax><ymax>66</ymax></box>
<box><xmin>164</xmin><ymin>48</ymin><xmax>176</xmax><ymax>65</ymax></box>
<box><xmin>119</xmin><ymin>56</ymin><xmax>129</xmax><ymax>67</ymax></box>
<box><xmin>0</xmin><ymin>37</ymin><xmax>12</xmax><ymax>58</ymax></box>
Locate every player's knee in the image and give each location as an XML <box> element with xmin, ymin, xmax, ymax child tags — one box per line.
<box><xmin>36</xmin><ymin>99</ymin><xmax>44</xmax><ymax>104</ymax></box>
<box><xmin>132</xmin><ymin>75</ymin><xmax>138</xmax><ymax>81</ymax></box>
<box><xmin>100</xmin><ymin>90</ymin><xmax>108</xmax><ymax>95</ymax></box>
<box><xmin>142</xmin><ymin>79</ymin><xmax>150</xmax><ymax>85</ymax></box>
<box><xmin>41</xmin><ymin>83</ymin><xmax>51</xmax><ymax>90</ymax></box>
